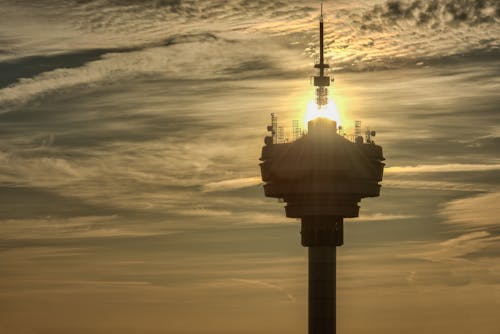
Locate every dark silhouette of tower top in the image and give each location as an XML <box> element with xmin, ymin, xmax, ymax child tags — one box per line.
<box><xmin>261</xmin><ymin>117</ymin><xmax>384</xmax><ymax>245</ymax></box>
<box><xmin>259</xmin><ymin>4</ymin><xmax>385</xmax><ymax>334</ymax></box>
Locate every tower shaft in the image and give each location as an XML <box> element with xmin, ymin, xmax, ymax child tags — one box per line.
<box><xmin>302</xmin><ymin>215</ymin><xmax>342</xmax><ymax>334</ymax></box>
<box><xmin>309</xmin><ymin>246</ymin><xmax>336</xmax><ymax>334</ymax></box>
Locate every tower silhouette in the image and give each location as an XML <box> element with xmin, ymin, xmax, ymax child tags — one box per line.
<box><xmin>259</xmin><ymin>5</ymin><xmax>385</xmax><ymax>334</ymax></box>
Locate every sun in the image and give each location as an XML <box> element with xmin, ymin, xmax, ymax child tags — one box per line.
<box><xmin>304</xmin><ymin>99</ymin><xmax>342</xmax><ymax>127</ymax></box>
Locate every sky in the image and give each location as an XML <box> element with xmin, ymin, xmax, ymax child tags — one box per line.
<box><xmin>0</xmin><ymin>0</ymin><xmax>499</xmax><ymax>333</ymax></box>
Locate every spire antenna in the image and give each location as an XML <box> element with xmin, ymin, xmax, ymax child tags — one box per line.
<box><xmin>313</xmin><ymin>2</ymin><xmax>333</xmax><ymax>107</ymax></box>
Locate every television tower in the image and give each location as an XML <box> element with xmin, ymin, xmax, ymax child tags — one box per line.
<box><xmin>259</xmin><ymin>5</ymin><xmax>385</xmax><ymax>334</ymax></box>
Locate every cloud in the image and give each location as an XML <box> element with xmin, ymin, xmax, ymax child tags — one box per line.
<box><xmin>52</xmin><ymin>280</ymin><xmax>154</xmax><ymax>288</ymax></box>
<box><xmin>0</xmin><ymin>45</ymin><xmax>197</xmax><ymax>109</ymax></box>
<box><xmin>175</xmin><ymin>208</ymin><xmax>233</xmax><ymax>217</ymax></box>
<box><xmin>202</xmin><ymin>176</ymin><xmax>262</xmax><ymax>192</ymax></box>
<box><xmin>362</xmin><ymin>0</ymin><xmax>500</xmax><ymax>28</ymax></box>
<box><xmin>0</xmin><ymin>152</ymin><xmax>93</xmax><ymax>188</ymax></box>
<box><xmin>323</xmin><ymin>0</ymin><xmax>500</xmax><ymax>70</ymax></box>
<box><xmin>382</xmin><ymin>179</ymin><xmax>491</xmax><ymax>192</ymax></box>
<box><xmin>230</xmin><ymin>278</ymin><xmax>296</xmax><ymax>303</ymax></box>
<box><xmin>3</xmin><ymin>0</ymin><xmax>499</xmax><ymax>78</ymax></box>
<box><xmin>440</xmin><ymin>192</ymin><xmax>500</xmax><ymax>228</ymax></box>
<box><xmin>0</xmin><ymin>215</ymin><xmax>167</xmax><ymax>240</ymax></box>
<box><xmin>0</xmin><ymin>37</ymin><xmax>304</xmax><ymax>111</ymax></box>
<box><xmin>385</xmin><ymin>163</ymin><xmax>500</xmax><ymax>174</ymax></box>
<box><xmin>357</xmin><ymin>212</ymin><xmax>416</xmax><ymax>222</ymax></box>
<box><xmin>407</xmin><ymin>230</ymin><xmax>500</xmax><ymax>262</ymax></box>
<box><xmin>0</xmin><ymin>32</ymin><xmax>220</xmax><ymax>89</ymax></box>
<box><xmin>0</xmin><ymin>247</ymin><xmax>87</xmax><ymax>260</ymax></box>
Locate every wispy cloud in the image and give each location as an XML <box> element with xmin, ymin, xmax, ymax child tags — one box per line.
<box><xmin>382</xmin><ymin>179</ymin><xmax>491</xmax><ymax>192</ymax></box>
<box><xmin>385</xmin><ymin>163</ymin><xmax>500</xmax><ymax>174</ymax></box>
<box><xmin>0</xmin><ymin>152</ymin><xmax>86</xmax><ymax>186</ymax></box>
<box><xmin>0</xmin><ymin>215</ymin><xmax>167</xmax><ymax>240</ymax></box>
<box><xmin>407</xmin><ymin>231</ymin><xmax>500</xmax><ymax>263</ymax></box>
<box><xmin>202</xmin><ymin>176</ymin><xmax>262</xmax><ymax>192</ymax></box>
<box><xmin>230</xmin><ymin>278</ymin><xmax>296</xmax><ymax>303</ymax></box>
<box><xmin>440</xmin><ymin>192</ymin><xmax>500</xmax><ymax>228</ymax></box>
<box><xmin>0</xmin><ymin>39</ymin><xmax>303</xmax><ymax>111</ymax></box>
<box><xmin>357</xmin><ymin>212</ymin><xmax>416</xmax><ymax>222</ymax></box>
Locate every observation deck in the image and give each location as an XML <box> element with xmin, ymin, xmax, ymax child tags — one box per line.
<box><xmin>260</xmin><ymin>117</ymin><xmax>385</xmax><ymax>246</ymax></box>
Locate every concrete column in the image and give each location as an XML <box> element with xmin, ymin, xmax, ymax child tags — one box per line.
<box><xmin>308</xmin><ymin>246</ymin><xmax>336</xmax><ymax>334</ymax></box>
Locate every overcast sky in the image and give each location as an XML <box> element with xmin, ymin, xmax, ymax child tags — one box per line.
<box><xmin>1</xmin><ymin>0</ymin><xmax>499</xmax><ymax>333</ymax></box>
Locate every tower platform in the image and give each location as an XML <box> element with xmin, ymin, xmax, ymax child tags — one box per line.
<box><xmin>260</xmin><ymin>117</ymin><xmax>384</xmax><ymax>245</ymax></box>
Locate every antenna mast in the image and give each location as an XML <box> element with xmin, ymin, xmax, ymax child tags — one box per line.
<box><xmin>313</xmin><ymin>2</ymin><xmax>333</xmax><ymax>107</ymax></box>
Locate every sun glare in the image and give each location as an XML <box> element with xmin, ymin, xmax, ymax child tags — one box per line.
<box><xmin>304</xmin><ymin>99</ymin><xmax>342</xmax><ymax>126</ymax></box>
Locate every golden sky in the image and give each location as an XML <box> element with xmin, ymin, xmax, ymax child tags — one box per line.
<box><xmin>0</xmin><ymin>0</ymin><xmax>500</xmax><ymax>333</ymax></box>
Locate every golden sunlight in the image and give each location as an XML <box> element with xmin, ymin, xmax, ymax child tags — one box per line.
<box><xmin>304</xmin><ymin>99</ymin><xmax>342</xmax><ymax>126</ymax></box>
